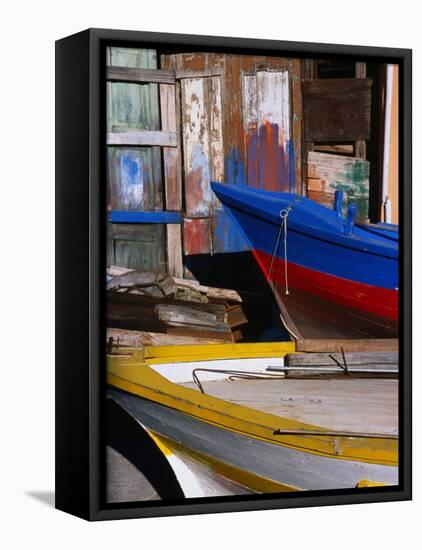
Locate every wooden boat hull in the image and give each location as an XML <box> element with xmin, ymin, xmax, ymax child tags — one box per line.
<box><xmin>211</xmin><ymin>183</ymin><xmax>399</xmax><ymax>340</ymax></box>
<box><xmin>108</xmin><ymin>388</ymin><xmax>398</xmax><ymax>492</ymax></box>
<box><xmin>107</xmin><ymin>353</ymin><xmax>398</xmax><ymax>494</ymax></box>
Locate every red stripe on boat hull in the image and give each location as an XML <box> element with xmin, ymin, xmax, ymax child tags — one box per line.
<box><xmin>252</xmin><ymin>249</ymin><xmax>398</xmax><ymax>321</ymax></box>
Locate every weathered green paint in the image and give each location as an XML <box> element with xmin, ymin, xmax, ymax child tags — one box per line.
<box><xmin>329</xmin><ymin>159</ymin><xmax>370</xmax><ymax>219</ymax></box>
<box><xmin>108</xmin><ymin>224</ymin><xmax>166</xmax><ymax>272</ymax></box>
<box><xmin>107</xmin><ymin>147</ymin><xmax>163</xmax><ymax>212</ymax></box>
<box><xmin>106</xmin><ymin>47</ymin><xmax>165</xmax><ymax>272</ymax></box>
<box><xmin>308</xmin><ymin>152</ymin><xmax>370</xmax><ymax>221</ymax></box>
<box><xmin>107</xmin><ymin>47</ymin><xmax>160</xmax><ymax>133</ymax></box>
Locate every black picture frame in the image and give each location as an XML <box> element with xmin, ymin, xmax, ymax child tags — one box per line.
<box><xmin>55</xmin><ymin>28</ymin><xmax>412</xmax><ymax>521</ymax></box>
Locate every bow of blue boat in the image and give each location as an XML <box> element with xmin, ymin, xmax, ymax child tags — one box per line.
<box><xmin>211</xmin><ymin>182</ymin><xmax>398</xmax><ymax>259</ymax></box>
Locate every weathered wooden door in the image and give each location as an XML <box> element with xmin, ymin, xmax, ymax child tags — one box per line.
<box><xmin>242</xmin><ymin>70</ymin><xmax>293</xmax><ymax>192</ymax></box>
<box><xmin>106</xmin><ymin>47</ymin><xmax>183</xmax><ymax>275</ymax></box>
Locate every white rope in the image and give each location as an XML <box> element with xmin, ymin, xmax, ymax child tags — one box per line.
<box><xmin>267</xmin><ymin>207</ymin><xmax>292</xmax><ymax>295</ymax></box>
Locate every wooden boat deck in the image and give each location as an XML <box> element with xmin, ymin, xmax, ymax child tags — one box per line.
<box><xmin>182</xmin><ymin>378</ymin><xmax>398</xmax><ymax>435</ymax></box>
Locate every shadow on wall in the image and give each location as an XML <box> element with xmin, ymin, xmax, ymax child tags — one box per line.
<box><xmin>184</xmin><ymin>251</ymin><xmax>289</xmax><ymax>342</ymax></box>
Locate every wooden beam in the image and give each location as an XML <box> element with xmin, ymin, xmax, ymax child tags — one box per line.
<box><xmin>166</xmin><ymin>224</ymin><xmax>184</xmax><ymax>278</ymax></box>
<box><xmin>355</xmin><ymin>62</ymin><xmax>367</xmax><ymax>159</ymax></box>
<box><xmin>107</xmin><ymin>131</ymin><xmax>177</xmax><ymax>147</ymax></box>
<box><xmin>296</xmin><ymin>339</ymin><xmax>399</xmax><ymax>353</ymax></box>
<box><xmin>109</xmin><ymin>211</ymin><xmax>181</xmax><ymax>224</ymax></box>
<box><xmin>159</xmin><ymin>83</ymin><xmax>184</xmax><ymax>278</ymax></box>
<box><xmin>107</xmin><ymin>66</ymin><xmax>176</xmax><ymax>84</ymax></box>
<box><xmin>176</xmin><ymin>69</ymin><xmax>222</xmax><ymax>79</ymax></box>
<box><xmin>286</xmin><ymin>352</ymin><xmax>398</xmax><ymax>370</ymax></box>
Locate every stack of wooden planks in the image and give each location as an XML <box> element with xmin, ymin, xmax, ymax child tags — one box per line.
<box><xmin>107</xmin><ymin>267</ymin><xmax>248</xmax><ymax>343</ymax></box>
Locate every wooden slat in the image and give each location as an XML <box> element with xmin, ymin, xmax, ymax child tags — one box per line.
<box><xmin>159</xmin><ymin>83</ymin><xmax>183</xmax><ymax>278</ymax></box>
<box><xmin>176</xmin><ymin>69</ymin><xmax>222</xmax><ymax>79</ymax></box>
<box><xmin>242</xmin><ymin>70</ymin><xmax>292</xmax><ymax>192</ymax></box>
<box><xmin>107</xmin><ymin>131</ymin><xmax>177</xmax><ymax>147</ymax></box>
<box><xmin>107</xmin><ymin>66</ymin><xmax>176</xmax><ymax>84</ymax></box>
<box><xmin>286</xmin><ymin>352</ymin><xmax>398</xmax><ymax>367</ymax></box>
<box><xmin>307</xmin><ymin>151</ymin><xmax>370</xmax><ymax>219</ymax></box>
<box><xmin>290</xmin><ymin>58</ymin><xmax>303</xmax><ymax>195</ymax></box>
<box><xmin>173</xmin><ymin>278</ymin><xmax>242</xmax><ymax>303</ymax></box>
<box><xmin>156</xmin><ymin>304</ymin><xmax>219</xmax><ymax>328</ymax></box>
<box><xmin>183</xmin><ymin>218</ymin><xmax>212</xmax><ymax>255</ymax></box>
<box><xmin>181</xmin><ymin>78</ymin><xmax>214</xmax><ymax>217</ymax></box>
<box><xmin>296</xmin><ymin>339</ymin><xmax>399</xmax><ymax>353</ymax></box>
<box><xmin>303</xmin><ymin>78</ymin><xmax>372</xmax><ymax>142</ymax></box>
<box><xmin>160</xmin><ymin>84</ymin><xmax>181</xmax><ymax>208</ymax></box>
<box><xmin>355</xmin><ymin>62</ymin><xmax>367</xmax><ymax>159</ymax></box>
<box><xmin>207</xmin><ymin>76</ymin><xmax>224</xmax><ymax>184</ymax></box>
<box><xmin>314</xmin><ymin>144</ymin><xmax>354</xmax><ymax>155</ymax></box>
<box><xmin>109</xmin><ymin>211</ymin><xmax>181</xmax><ymax>224</ymax></box>
<box><xmin>166</xmin><ymin>224</ymin><xmax>183</xmax><ymax>278</ymax></box>
<box><xmin>106</xmin><ymin>327</ymin><xmax>222</xmax><ymax>347</ymax></box>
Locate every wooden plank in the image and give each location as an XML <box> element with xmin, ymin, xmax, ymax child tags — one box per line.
<box><xmin>303</xmin><ymin>78</ymin><xmax>372</xmax><ymax>142</ymax></box>
<box><xmin>143</xmin><ymin>341</ymin><xmax>295</xmax><ymax>361</ymax></box>
<box><xmin>159</xmin><ymin>84</ymin><xmax>182</xmax><ymax>209</ymax></box>
<box><xmin>286</xmin><ymin>352</ymin><xmax>398</xmax><ymax>367</ymax></box>
<box><xmin>183</xmin><ymin>218</ymin><xmax>212</xmax><ymax>255</ymax></box>
<box><xmin>226</xmin><ymin>305</ymin><xmax>248</xmax><ymax>328</ymax></box>
<box><xmin>355</xmin><ymin>62</ymin><xmax>367</xmax><ymax>159</ymax></box>
<box><xmin>176</xmin><ymin>69</ymin><xmax>222</xmax><ymax>79</ymax></box>
<box><xmin>173</xmin><ymin>278</ymin><xmax>242</xmax><ymax>303</ymax></box>
<box><xmin>106</xmin><ymin>327</ymin><xmax>223</xmax><ymax>347</ymax></box>
<box><xmin>314</xmin><ymin>144</ymin><xmax>354</xmax><ymax>155</ymax></box>
<box><xmin>166</xmin><ymin>224</ymin><xmax>183</xmax><ymax>278</ymax></box>
<box><xmin>107</xmin><ymin>265</ymin><xmax>241</xmax><ymax>302</ymax></box>
<box><xmin>290</xmin><ymin>58</ymin><xmax>303</xmax><ymax>195</ymax></box>
<box><xmin>107</xmin><ymin>66</ymin><xmax>175</xmax><ymax>84</ymax></box>
<box><xmin>243</xmin><ymin>70</ymin><xmax>292</xmax><ymax>192</ymax></box>
<box><xmin>296</xmin><ymin>339</ymin><xmax>399</xmax><ymax>353</ymax></box>
<box><xmin>107</xmin><ymin>131</ymin><xmax>177</xmax><ymax>147</ymax></box>
<box><xmin>159</xmin><ymin>83</ymin><xmax>183</xmax><ymax>278</ymax></box>
<box><xmin>156</xmin><ymin>304</ymin><xmax>219</xmax><ymax>328</ymax></box>
<box><xmin>207</xmin><ymin>76</ymin><xmax>224</xmax><ymax>184</ymax></box>
<box><xmin>181</xmin><ymin>78</ymin><xmax>214</xmax><ymax>217</ymax></box>
<box><xmin>109</xmin><ymin>211</ymin><xmax>181</xmax><ymax>223</ymax></box>
<box><xmin>307</xmin><ymin>151</ymin><xmax>370</xmax><ymax>219</ymax></box>
<box><xmin>167</xmin><ymin>327</ymin><xmax>233</xmax><ymax>342</ymax></box>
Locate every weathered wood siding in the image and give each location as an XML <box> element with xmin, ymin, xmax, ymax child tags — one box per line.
<box><xmin>307</xmin><ymin>151</ymin><xmax>370</xmax><ymax>219</ymax></box>
<box><xmin>161</xmin><ymin>53</ymin><xmax>302</xmax><ymax>258</ymax></box>
<box><xmin>180</xmin><ymin>76</ymin><xmax>223</xmax><ymax>218</ymax></box>
<box><xmin>302</xmin><ymin>78</ymin><xmax>373</xmax><ymax>143</ymax></box>
<box><xmin>243</xmin><ymin>70</ymin><xmax>292</xmax><ymax>191</ymax></box>
<box><xmin>107</xmin><ymin>47</ymin><xmax>166</xmax><ymax>272</ymax></box>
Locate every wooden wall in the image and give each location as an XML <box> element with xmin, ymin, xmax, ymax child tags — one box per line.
<box><xmin>106</xmin><ymin>48</ymin><xmax>304</xmax><ymax>277</ymax></box>
<box><xmin>161</xmin><ymin>52</ymin><xmax>302</xmax><ymax>263</ymax></box>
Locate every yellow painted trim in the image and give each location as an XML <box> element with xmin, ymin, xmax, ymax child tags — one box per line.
<box><xmin>107</xmin><ymin>357</ymin><xmax>397</xmax><ymax>467</ymax></box>
<box><xmin>148</xmin><ymin>431</ymin><xmax>173</xmax><ymax>457</ymax></box>
<box><xmin>356</xmin><ymin>480</ymin><xmax>387</xmax><ymax>488</ymax></box>
<box><xmin>150</xmin><ymin>431</ymin><xmax>300</xmax><ymax>493</ymax></box>
<box><xmin>143</xmin><ymin>341</ymin><xmax>296</xmax><ymax>364</ymax></box>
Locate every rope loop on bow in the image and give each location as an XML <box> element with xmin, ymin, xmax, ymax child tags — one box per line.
<box><xmin>267</xmin><ymin>206</ymin><xmax>292</xmax><ymax>295</ymax></box>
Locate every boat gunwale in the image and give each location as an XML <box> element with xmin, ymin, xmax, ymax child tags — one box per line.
<box><xmin>107</xmin><ymin>354</ymin><xmax>398</xmax><ymax>467</ymax></box>
<box><xmin>211</xmin><ymin>183</ymin><xmax>398</xmax><ymax>260</ymax></box>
